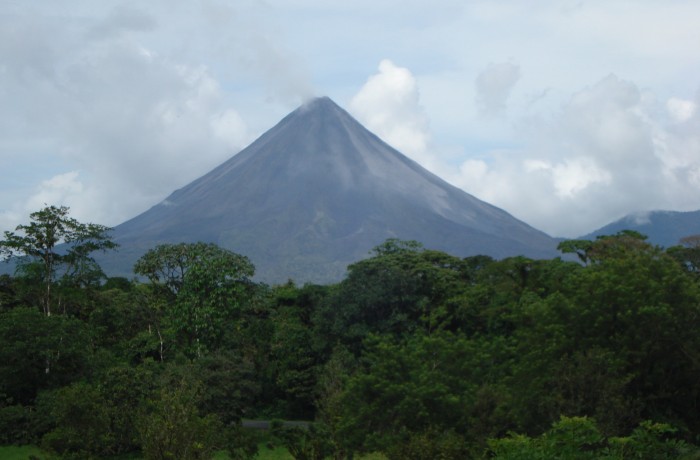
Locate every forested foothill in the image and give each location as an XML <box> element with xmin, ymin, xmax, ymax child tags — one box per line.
<box><xmin>2</xmin><ymin>206</ymin><xmax>700</xmax><ymax>459</ymax></box>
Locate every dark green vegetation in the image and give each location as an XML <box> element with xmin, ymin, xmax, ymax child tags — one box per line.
<box><xmin>2</xmin><ymin>207</ymin><xmax>700</xmax><ymax>459</ymax></box>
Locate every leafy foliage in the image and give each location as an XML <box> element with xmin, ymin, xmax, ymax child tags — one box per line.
<box><xmin>488</xmin><ymin>416</ymin><xmax>696</xmax><ymax>459</ymax></box>
<box><xmin>3</xmin><ymin>210</ymin><xmax>700</xmax><ymax>459</ymax></box>
<box><xmin>0</xmin><ymin>205</ymin><xmax>117</xmax><ymax>315</ymax></box>
<box><xmin>337</xmin><ymin>332</ymin><xmax>512</xmax><ymax>455</ymax></box>
<box><xmin>316</xmin><ymin>241</ymin><xmax>472</xmax><ymax>353</ymax></box>
<box><xmin>137</xmin><ymin>378</ymin><xmax>223</xmax><ymax>460</ymax></box>
<box><xmin>0</xmin><ymin>307</ymin><xmax>92</xmax><ymax>405</ymax></box>
<box><xmin>134</xmin><ymin>242</ymin><xmax>257</xmax><ymax>356</ymax></box>
<box><xmin>38</xmin><ymin>382</ymin><xmax>113</xmax><ymax>459</ymax></box>
<box><xmin>270</xmin><ymin>421</ymin><xmax>331</xmax><ymax>460</ymax></box>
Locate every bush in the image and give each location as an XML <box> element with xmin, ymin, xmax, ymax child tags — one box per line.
<box><xmin>38</xmin><ymin>382</ymin><xmax>113</xmax><ymax>459</ymax></box>
<box><xmin>607</xmin><ymin>421</ymin><xmax>697</xmax><ymax>459</ymax></box>
<box><xmin>488</xmin><ymin>417</ymin><xmax>700</xmax><ymax>459</ymax></box>
<box><xmin>384</xmin><ymin>428</ymin><xmax>470</xmax><ymax>460</ymax></box>
<box><xmin>0</xmin><ymin>403</ymin><xmax>34</xmax><ymax>444</ymax></box>
<box><xmin>270</xmin><ymin>421</ymin><xmax>331</xmax><ymax>460</ymax></box>
<box><xmin>137</xmin><ymin>379</ymin><xmax>223</xmax><ymax>460</ymax></box>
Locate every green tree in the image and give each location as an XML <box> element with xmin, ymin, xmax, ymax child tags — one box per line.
<box><xmin>315</xmin><ymin>346</ymin><xmax>357</xmax><ymax>460</ymax></box>
<box><xmin>38</xmin><ymin>381</ymin><xmax>113</xmax><ymax>459</ymax></box>
<box><xmin>89</xmin><ymin>283</ymin><xmax>160</xmax><ymax>361</ymax></box>
<box><xmin>385</xmin><ymin>428</ymin><xmax>470</xmax><ymax>460</ymax></box>
<box><xmin>511</xmin><ymin>233</ymin><xmax>700</xmax><ymax>435</ymax></box>
<box><xmin>668</xmin><ymin>234</ymin><xmax>700</xmax><ymax>274</ymax></box>
<box><xmin>271</xmin><ymin>421</ymin><xmax>331</xmax><ymax>460</ymax></box>
<box><xmin>338</xmin><ymin>332</ymin><xmax>512</xmax><ymax>457</ymax></box>
<box><xmin>0</xmin><ymin>274</ymin><xmax>18</xmax><ymax>310</ymax></box>
<box><xmin>134</xmin><ymin>242</ymin><xmax>254</xmax><ymax>298</ymax></box>
<box><xmin>96</xmin><ymin>362</ymin><xmax>161</xmax><ymax>454</ymax></box>
<box><xmin>565</xmin><ymin>234</ymin><xmax>700</xmax><ymax>431</ymax></box>
<box><xmin>270</xmin><ymin>300</ymin><xmax>321</xmax><ymax>419</ymax></box>
<box><xmin>316</xmin><ymin>240</ymin><xmax>471</xmax><ymax>351</ymax></box>
<box><xmin>193</xmin><ymin>350</ymin><xmax>260</xmax><ymax>426</ymax></box>
<box><xmin>134</xmin><ymin>243</ymin><xmax>257</xmax><ymax>356</ymax></box>
<box><xmin>607</xmin><ymin>420</ymin><xmax>697</xmax><ymax>459</ymax></box>
<box><xmin>557</xmin><ymin>239</ymin><xmax>594</xmax><ymax>264</ymax></box>
<box><xmin>137</xmin><ymin>378</ymin><xmax>223</xmax><ymax>460</ymax></box>
<box><xmin>488</xmin><ymin>417</ymin><xmax>698</xmax><ymax>459</ymax></box>
<box><xmin>488</xmin><ymin>416</ymin><xmax>606</xmax><ymax>460</ymax></box>
<box><xmin>0</xmin><ymin>307</ymin><xmax>92</xmax><ymax>405</ymax></box>
<box><xmin>0</xmin><ymin>205</ymin><xmax>117</xmax><ymax>316</ymax></box>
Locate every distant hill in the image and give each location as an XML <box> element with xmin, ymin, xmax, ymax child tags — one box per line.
<box><xmin>95</xmin><ymin>97</ymin><xmax>560</xmax><ymax>284</ymax></box>
<box><xmin>580</xmin><ymin>209</ymin><xmax>700</xmax><ymax>247</ymax></box>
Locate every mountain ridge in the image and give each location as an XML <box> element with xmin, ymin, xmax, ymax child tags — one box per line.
<box><xmin>581</xmin><ymin>209</ymin><xmax>700</xmax><ymax>247</ymax></box>
<box><xmin>99</xmin><ymin>97</ymin><xmax>560</xmax><ymax>283</ymax></box>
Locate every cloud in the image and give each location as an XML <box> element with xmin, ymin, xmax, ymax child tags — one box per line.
<box><xmin>0</xmin><ymin>9</ymin><xmax>255</xmax><ymax>232</ymax></box>
<box><xmin>454</xmin><ymin>74</ymin><xmax>700</xmax><ymax>237</ymax></box>
<box><xmin>475</xmin><ymin>62</ymin><xmax>521</xmax><ymax>117</ymax></box>
<box><xmin>24</xmin><ymin>172</ymin><xmax>86</xmax><ymax>215</ymax></box>
<box><xmin>347</xmin><ymin>62</ymin><xmax>697</xmax><ymax>238</ymax></box>
<box><xmin>211</xmin><ymin>109</ymin><xmax>249</xmax><ymax>150</ymax></box>
<box><xmin>524</xmin><ymin>157</ymin><xmax>612</xmax><ymax>199</ymax></box>
<box><xmin>0</xmin><ymin>2</ymin><xmax>326</xmax><ymax>234</ymax></box>
<box><xmin>2</xmin><ymin>1</ymin><xmax>700</xmax><ymax>244</ymax></box>
<box><xmin>348</xmin><ymin>63</ymin><xmax>700</xmax><ymax>238</ymax></box>
<box><xmin>667</xmin><ymin>97</ymin><xmax>697</xmax><ymax>123</ymax></box>
<box><xmin>656</xmin><ymin>91</ymin><xmax>700</xmax><ymax>209</ymax></box>
<box><xmin>87</xmin><ymin>5</ymin><xmax>157</xmax><ymax>40</ymax></box>
<box><xmin>194</xmin><ymin>1</ymin><xmax>316</xmax><ymax>106</ymax></box>
<box><xmin>58</xmin><ymin>52</ymin><xmax>254</xmax><ymax>221</ymax></box>
<box><xmin>243</xmin><ymin>36</ymin><xmax>317</xmax><ymax>105</ymax></box>
<box><xmin>0</xmin><ymin>171</ymin><xmax>88</xmax><ymax>235</ymax></box>
<box><xmin>630</xmin><ymin>211</ymin><xmax>652</xmax><ymax>226</ymax></box>
<box><xmin>349</xmin><ymin>59</ymin><xmax>434</xmax><ymax>166</ymax></box>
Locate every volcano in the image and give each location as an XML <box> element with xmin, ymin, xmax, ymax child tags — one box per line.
<box><xmin>582</xmin><ymin>209</ymin><xmax>700</xmax><ymax>247</ymax></box>
<box><xmin>103</xmin><ymin>97</ymin><xmax>559</xmax><ymax>283</ymax></box>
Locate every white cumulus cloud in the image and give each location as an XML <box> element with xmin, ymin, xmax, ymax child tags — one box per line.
<box><xmin>454</xmin><ymin>74</ymin><xmax>700</xmax><ymax>237</ymax></box>
<box><xmin>667</xmin><ymin>97</ymin><xmax>697</xmax><ymax>123</ymax></box>
<box><xmin>349</xmin><ymin>59</ymin><xmax>434</xmax><ymax>167</ymax></box>
<box><xmin>2</xmin><ymin>1</ymin><xmax>700</xmax><ymax>244</ymax></box>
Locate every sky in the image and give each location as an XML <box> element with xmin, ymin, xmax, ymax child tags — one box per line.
<box><xmin>1</xmin><ymin>1</ymin><xmax>699</xmax><ymax>238</ymax></box>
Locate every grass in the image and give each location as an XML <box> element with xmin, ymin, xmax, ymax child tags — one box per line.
<box><xmin>251</xmin><ymin>442</ymin><xmax>388</xmax><ymax>460</ymax></box>
<box><xmin>0</xmin><ymin>446</ymin><xmax>250</xmax><ymax>460</ymax></box>
<box><xmin>0</xmin><ymin>445</ymin><xmax>49</xmax><ymax>459</ymax></box>
<box><xmin>0</xmin><ymin>443</ymin><xmax>387</xmax><ymax>460</ymax></box>
<box><xmin>0</xmin><ymin>445</ymin><xmax>148</xmax><ymax>460</ymax></box>
<box><xmin>253</xmin><ymin>443</ymin><xmax>294</xmax><ymax>459</ymax></box>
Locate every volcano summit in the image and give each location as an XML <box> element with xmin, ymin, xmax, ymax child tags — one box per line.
<box><xmin>104</xmin><ymin>97</ymin><xmax>558</xmax><ymax>283</ymax></box>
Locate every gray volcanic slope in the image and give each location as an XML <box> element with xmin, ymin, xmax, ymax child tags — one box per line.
<box><xmin>101</xmin><ymin>97</ymin><xmax>559</xmax><ymax>284</ymax></box>
<box><xmin>582</xmin><ymin>209</ymin><xmax>700</xmax><ymax>248</ymax></box>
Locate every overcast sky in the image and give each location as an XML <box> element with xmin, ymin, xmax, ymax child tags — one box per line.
<box><xmin>2</xmin><ymin>1</ymin><xmax>699</xmax><ymax>238</ymax></box>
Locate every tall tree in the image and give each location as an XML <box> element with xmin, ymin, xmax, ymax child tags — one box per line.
<box><xmin>0</xmin><ymin>205</ymin><xmax>117</xmax><ymax>315</ymax></box>
<box><xmin>668</xmin><ymin>233</ymin><xmax>700</xmax><ymax>274</ymax></box>
<box><xmin>316</xmin><ymin>239</ymin><xmax>471</xmax><ymax>352</ymax></box>
<box><xmin>134</xmin><ymin>242</ymin><xmax>256</xmax><ymax>356</ymax></box>
<box><xmin>513</xmin><ymin>233</ymin><xmax>700</xmax><ymax>435</ymax></box>
<box><xmin>0</xmin><ymin>307</ymin><xmax>92</xmax><ymax>404</ymax></box>
<box><xmin>337</xmin><ymin>332</ymin><xmax>512</xmax><ymax>457</ymax></box>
